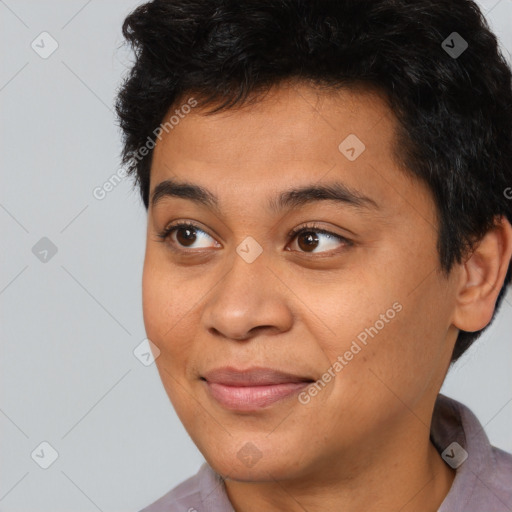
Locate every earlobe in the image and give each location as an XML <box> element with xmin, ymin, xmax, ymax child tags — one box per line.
<box><xmin>452</xmin><ymin>216</ymin><xmax>512</xmax><ymax>333</ymax></box>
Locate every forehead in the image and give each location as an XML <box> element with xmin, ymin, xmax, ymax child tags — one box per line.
<box><xmin>155</xmin><ymin>83</ymin><xmax>395</xmax><ymax>155</ymax></box>
<box><xmin>149</xmin><ymin>82</ymin><xmax>408</xmax><ymax>208</ymax></box>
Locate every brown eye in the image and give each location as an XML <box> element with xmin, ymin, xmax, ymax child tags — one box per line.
<box><xmin>297</xmin><ymin>231</ymin><xmax>320</xmax><ymax>252</ymax></box>
<box><xmin>175</xmin><ymin>226</ymin><xmax>197</xmax><ymax>247</ymax></box>
<box><xmin>157</xmin><ymin>222</ymin><xmax>220</xmax><ymax>250</ymax></box>
<box><xmin>288</xmin><ymin>226</ymin><xmax>351</xmax><ymax>254</ymax></box>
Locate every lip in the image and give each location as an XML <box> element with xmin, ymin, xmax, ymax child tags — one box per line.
<box><xmin>201</xmin><ymin>366</ymin><xmax>315</xmax><ymax>411</ymax></box>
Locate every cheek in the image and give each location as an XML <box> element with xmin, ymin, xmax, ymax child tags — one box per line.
<box><xmin>142</xmin><ymin>263</ymin><xmax>167</xmax><ymax>342</ymax></box>
<box><xmin>142</xmin><ymin>260</ymin><xmax>196</xmax><ymax>411</ymax></box>
<box><xmin>141</xmin><ymin>255</ymin><xmax>203</xmax><ymax>376</ymax></box>
<box><xmin>314</xmin><ymin>267</ymin><xmax>451</xmax><ymax>412</ymax></box>
<box><xmin>141</xmin><ymin>253</ymin><xmax>192</xmax><ymax>342</ymax></box>
<box><xmin>348</xmin><ymin>282</ymin><xmax>453</xmax><ymax>404</ymax></box>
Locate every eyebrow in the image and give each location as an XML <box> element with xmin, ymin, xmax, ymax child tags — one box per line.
<box><xmin>150</xmin><ymin>178</ymin><xmax>379</xmax><ymax>212</ymax></box>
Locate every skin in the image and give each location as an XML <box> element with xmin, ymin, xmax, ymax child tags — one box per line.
<box><xmin>142</xmin><ymin>80</ymin><xmax>512</xmax><ymax>512</ymax></box>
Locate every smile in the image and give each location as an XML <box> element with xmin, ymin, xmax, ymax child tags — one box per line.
<box><xmin>200</xmin><ymin>366</ymin><xmax>315</xmax><ymax>411</ymax></box>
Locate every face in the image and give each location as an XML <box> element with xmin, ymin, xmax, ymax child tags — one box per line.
<box><xmin>142</xmin><ymin>82</ymin><xmax>460</xmax><ymax>483</ymax></box>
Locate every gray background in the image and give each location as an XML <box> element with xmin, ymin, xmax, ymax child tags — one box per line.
<box><xmin>1</xmin><ymin>1</ymin><xmax>511</xmax><ymax>510</ymax></box>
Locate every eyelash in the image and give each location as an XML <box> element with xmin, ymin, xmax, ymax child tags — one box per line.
<box><xmin>156</xmin><ymin>221</ymin><xmax>352</xmax><ymax>255</ymax></box>
<box><xmin>287</xmin><ymin>224</ymin><xmax>352</xmax><ymax>254</ymax></box>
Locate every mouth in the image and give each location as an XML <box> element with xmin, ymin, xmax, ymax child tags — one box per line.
<box><xmin>200</xmin><ymin>366</ymin><xmax>315</xmax><ymax>411</ymax></box>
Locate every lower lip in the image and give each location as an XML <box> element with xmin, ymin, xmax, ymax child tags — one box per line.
<box><xmin>204</xmin><ymin>380</ymin><xmax>312</xmax><ymax>411</ymax></box>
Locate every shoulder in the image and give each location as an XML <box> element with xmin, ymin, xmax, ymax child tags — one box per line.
<box><xmin>138</xmin><ymin>462</ymin><xmax>234</xmax><ymax>512</ymax></box>
<box><xmin>434</xmin><ymin>394</ymin><xmax>512</xmax><ymax>512</ymax></box>
<box><xmin>138</xmin><ymin>464</ymin><xmax>206</xmax><ymax>512</ymax></box>
<box><xmin>485</xmin><ymin>446</ymin><xmax>512</xmax><ymax>502</ymax></box>
<box><xmin>461</xmin><ymin>446</ymin><xmax>512</xmax><ymax>511</ymax></box>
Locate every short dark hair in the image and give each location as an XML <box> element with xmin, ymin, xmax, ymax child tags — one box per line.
<box><xmin>115</xmin><ymin>0</ymin><xmax>512</xmax><ymax>363</ymax></box>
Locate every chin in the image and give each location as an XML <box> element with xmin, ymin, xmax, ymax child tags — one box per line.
<box><xmin>203</xmin><ymin>442</ymin><xmax>307</xmax><ymax>483</ymax></box>
<box><xmin>212</xmin><ymin>459</ymin><xmax>294</xmax><ymax>483</ymax></box>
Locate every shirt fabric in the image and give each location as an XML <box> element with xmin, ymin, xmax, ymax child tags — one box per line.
<box><xmin>139</xmin><ymin>394</ymin><xmax>512</xmax><ymax>512</ymax></box>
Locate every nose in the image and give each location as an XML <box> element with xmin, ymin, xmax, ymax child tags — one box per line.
<box><xmin>201</xmin><ymin>248</ymin><xmax>294</xmax><ymax>342</ymax></box>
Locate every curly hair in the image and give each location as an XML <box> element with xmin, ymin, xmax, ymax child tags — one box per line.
<box><xmin>115</xmin><ymin>0</ymin><xmax>512</xmax><ymax>363</ymax></box>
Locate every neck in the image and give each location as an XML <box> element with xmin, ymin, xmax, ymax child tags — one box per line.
<box><xmin>223</xmin><ymin>422</ymin><xmax>455</xmax><ymax>512</ymax></box>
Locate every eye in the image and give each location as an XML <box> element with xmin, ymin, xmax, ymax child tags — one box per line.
<box><xmin>157</xmin><ymin>221</ymin><xmax>352</xmax><ymax>255</ymax></box>
<box><xmin>156</xmin><ymin>221</ymin><xmax>220</xmax><ymax>250</ymax></box>
<box><xmin>287</xmin><ymin>224</ymin><xmax>352</xmax><ymax>254</ymax></box>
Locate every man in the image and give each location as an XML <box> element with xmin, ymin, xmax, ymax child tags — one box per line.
<box><xmin>115</xmin><ymin>1</ymin><xmax>512</xmax><ymax>510</ymax></box>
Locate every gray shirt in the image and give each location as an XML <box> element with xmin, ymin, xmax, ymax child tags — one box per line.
<box><xmin>140</xmin><ymin>394</ymin><xmax>512</xmax><ymax>511</ymax></box>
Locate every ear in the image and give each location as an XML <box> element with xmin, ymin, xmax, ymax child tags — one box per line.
<box><xmin>452</xmin><ymin>216</ymin><xmax>512</xmax><ymax>332</ymax></box>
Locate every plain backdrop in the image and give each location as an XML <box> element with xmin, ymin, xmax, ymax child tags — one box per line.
<box><xmin>0</xmin><ymin>1</ymin><xmax>511</xmax><ymax>510</ymax></box>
